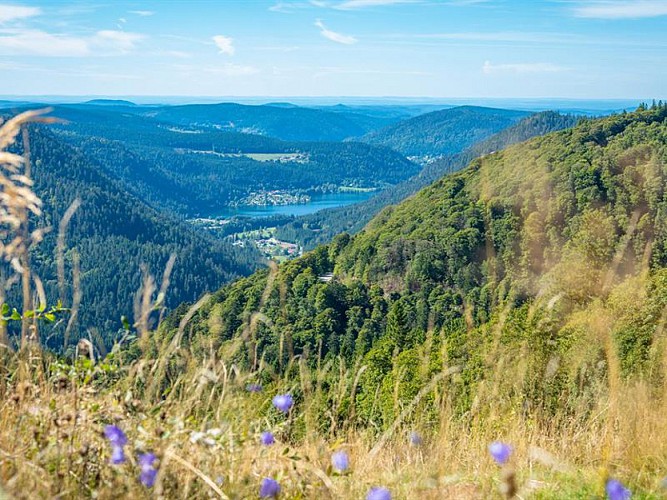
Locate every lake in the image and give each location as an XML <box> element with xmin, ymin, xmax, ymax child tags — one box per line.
<box><xmin>217</xmin><ymin>191</ymin><xmax>376</xmax><ymax>218</ymax></box>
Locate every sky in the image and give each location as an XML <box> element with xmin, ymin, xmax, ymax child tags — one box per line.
<box><xmin>0</xmin><ymin>0</ymin><xmax>665</xmax><ymax>99</ymax></box>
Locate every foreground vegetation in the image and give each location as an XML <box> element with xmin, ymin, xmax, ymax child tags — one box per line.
<box><xmin>2</xmin><ymin>106</ymin><xmax>667</xmax><ymax>498</ymax></box>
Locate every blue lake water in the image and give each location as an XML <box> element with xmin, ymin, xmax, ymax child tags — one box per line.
<box><xmin>217</xmin><ymin>191</ymin><xmax>376</xmax><ymax>218</ymax></box>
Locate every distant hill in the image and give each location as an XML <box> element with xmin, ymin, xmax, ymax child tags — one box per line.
<box><xmin>84</xmin><ymin>99</ymin><xmax>137</xmax><ymax>106</ymax></box>
<box><xmin>358</xmin><ymin>105</ymin><xmax>529</xmax><ymax>157</ymax></box>
<box><xmin>131</xmin><ymin>102</ymin><xmax>393</xmax><ymax>142</ymax></box>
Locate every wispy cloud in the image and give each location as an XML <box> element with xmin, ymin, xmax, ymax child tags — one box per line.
<box><xmin>332</xmin><ymin>0</ymin><xmax>420</xmax><ymax>9</ymax></box>
<box><xmin>0</xmin><ymin>28</ymin><xmax>145</xmax><ymax>57</ymax></box>
<box><xmin>416</xmin><ymin>31</ymin><xmax>580</xmax><ymax>43</ymax></box>
<box><xmin>315</xmin><ymin>19</ymin><xmax>357</xmax><ymax>44</ymax></box>
<box><xmin>0</xmin><ymin>4</ymin><xmax>41</xmax><ymax>23</ymax></box>
<box><xmin>314</xmin><ymin>66</ymin><xmax>431</xmax><ymax>77</ymax></box>
<box><xmin>206</xmin><ymin>63</ymin><xmax>259</xmax><ymax>76</ymax></box>
<box><xmin>573</xmin><ymin>0</ymin><xmax>667</xmax><ymax>19</ymax></box>
<box><xmin>171</xmin><ymin>62</ymin><xmax>259</xmax><ymax>77</ymax></box>
<box><xmin>95</xmin><ymin>30</ymin><xmax>144</xmax><ymax>52</ymax></box>
<box><xmin>212</xmin><ymin>34</ymin><xmax>235</xmax><ymax>55</ymax></box>
<box><xmin>129</xmin><ymin>10</ymin><xmax>155</xmax><ymax>17</ymax></box>
<box><xmin>482</xmin><ymin>61</ymin><xmax>570</xmax><ymax>74</ymax></box>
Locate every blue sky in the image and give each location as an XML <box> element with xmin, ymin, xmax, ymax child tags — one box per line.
<box><xmin>0</xmin><ymin>0</ymin><xmax>665</xmax><ymax>98</ymax></box>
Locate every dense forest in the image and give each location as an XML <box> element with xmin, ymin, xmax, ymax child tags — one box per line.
<box><xmin>47</xmin><ymin>105</ymin><xmax>419</xmax><ymax>216</ymax></box>
<box><xmin>161</xmin><ymin>105</ymin><xmax>667</xmax><ymax>427</ymax></box>
<box><xmin>358</xmin><ymin>105</ymin><xmax>529</xmax><ymax>157</ymax></box>
<box><xmin>276</xmin><ymin>111</ymin><xmax>580</xmax><ymax>248</ymax></box>
<box><xmin>17</xmin><ymin>126</ymin><xmax>262</xmax><ymax>351</ymax></box>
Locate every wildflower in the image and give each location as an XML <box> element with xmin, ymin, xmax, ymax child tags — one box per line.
<box><xmin>331</xmin><ymin>450</ymin><xmax>349</xmax><ymax>472</ymax></box>
<box><xmin>110</xmin><ymin>445</ymin><xmax>126</xmax><ymax>465</ymax></box>
<box><xmin>488</xmin><ymin>441</ymin><xmax>512</xmax><ymax>465</ymax></box>
<box><xmin>104</xmin><ymin>425</ymin><xmax>127</xmax><ymax>464</ymax></box>
<box><xmin>104</xmin><ymin>425</ymin><xmax>127</xmax><ymax>447</ymax></box>
<box><xmin>367</xmin><ymin>486</ymin><xmax>391</xmax><ymax>500</ymax></box>
<box><xmin>138</xmin><ymin>452</ymin><xmax>158</xmax><ymax>488</ymax></box>
<box><xmin>409</xmin><ymin>431</ymin><xmax>422</xmax><ymax>446</ymax></box>
<box><xmin>260</xmin><ymin>477</ymin><xmax>281</xmax><ymax>498</ymax></box>
<box><xmin>260</xmin><ymin>431</ymin><xmax>275</xmax><ymax>445</ymax></box>
<box><xmin>606</xmin><ymin>479</ymin><xmax>631</xmax><ymax>500</ymax></box>
<box><xmin>272</xmin><ymin>394</ymin><xmax>294</xmax><ymax>413</ymax></box>
<box><xmin>246</xmin><ymin>383</ymin><xmax>263</xmax><ymax>393</ymax></box>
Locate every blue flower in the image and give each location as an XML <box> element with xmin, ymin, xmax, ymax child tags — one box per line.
<box><xmin>260</xmin><ymin>431</ymin><xmax>275</xmax><ymax>446</ymax></box>
<box><xmin>488</xmin><ymin>441</ymin><xmax>512</xmax><ymax>465</ymax></box>
<box><xmin>606</xmin><ymin>479</ymin><xmax>631</xmax><ymax>500</ymax></box>
<box><xmin>367</xmin><ymin>486</ymin><xmax>391</xmax><ymax>500</ymax></box>
<box><xmin>138</xmin><ymin>452</ymin><xmax>158</xmax><ymax>488</ymax></box>
<box><xmin>272</xmin><ymin>394</ymin><xmax>294</xmax><ymax>413</ymax></box>
<box><xmin>260</xmin><ymin>477</ymin><xmax>281</xmax><ymax>498</ymax></box>
<box><xmin>104</xmin><ymin>425</ymin><xmax>127</xmax><ymax>447</ymax></box>
<box><xmin>409</xmin><ymin>431</ymin><xmax>423</xmax><ymax>446</ymax></box>
<box><xmin>110</xmin><ymin>445</ymin><xmax>126</xmax><ymax>465</ymax></box>
<box><xmin>331</xmin><ymin>450</ymin><xmax>349</xmax><ymax>472</ymax></box>
<box><xmin>246</xmin><ymin>383</ymin><xmax>263</xmax><ymax>393</ymax></box>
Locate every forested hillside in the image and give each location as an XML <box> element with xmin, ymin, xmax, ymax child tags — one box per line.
<box><xmin>276</xmin><ymin>111</ymin><xmax>580</xmax><ymax>248</ymax></box>
<box><xmin>23</xmin><ymin>126</ymin><xmax>262</xmax><ymax>350</ymax></box>
<box><xmin>358</xmin><ymin>105</ymin><xmax>529</xmax><ymax>157</ymax></box>
<box><xmin>163</xmin><ymin>105</ymin><xmax>667</xmax><ymax>428</ymax></box>
<box><xmin>48</xmin><ymin>105</ymin><xmax>418</xmax><ymax>216</ymax></box>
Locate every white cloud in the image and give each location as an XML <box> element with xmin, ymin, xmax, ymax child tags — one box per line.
<box><xmin>0</xmin><ymin>28</ymin><xmax>145</xmax><ymax>57</ymax></box>
<box><xmin>482</xmin><ymin>61</ymin><xmax>569</xmax><ymax>74</ymax></box>
<box><xmin>171</xmin><ymin>62</ymin><xmax>259</xmax><ymax>77</ymax></box>
<box><xmin>573</xmin><ymin>1</ymin><xmax>667</xmax><ymax>19</ymax></box>
<box><xmin>0</xmin><ymin>29</ymin><xmax>89</xmax><ymax>56</ymax></box>
<box><xmin>206</xmin><ymin>63</ymin><xmax>259</xmax><ymax>76</ymax></box>
<box><xmin>212</xmin><ymin>34</ymin><xmax>235</xmax><ymax>55</ymax></box>
<box><xmin>94</xmin><ymin>30</ymin><xmax>145</xmax><ymax>52</ymax></box>
<box><xmin>416</xmin><ymin>31</ymin><xmax>580</xmax><ymax>44</ymax></box>
<box><xmin>315</xmin><ymin>19</ymin><xmax>357</xmax><ymax>44</ymax></box>
<box><xmin>332</xmin><ymin>0</ymin><xmax>419</xmax><ymax>9</ymax></box>
<box><xmin>0</xmin><ymin>4</ymin><xmax>40</xmax><ymax>23</ymax></box>
<box><xmin>129</xmin><ymin>10</ymin><xmax>155</xmax><ymax>16</ymax></box>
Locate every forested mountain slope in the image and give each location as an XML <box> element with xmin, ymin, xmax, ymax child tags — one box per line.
<box><xmin>48</xmin><ymin>106</ymin><xmax>418</xmax><ymax>216</ymax></box>
<box><xmin>358</xmin><ymin>105</ymin><xmax>529</xmax><ymax>157</ymax></box>
<box><xmin>162</xmin><ymin>105</ymin><xmax>667</xmax><ymax>427</ymax></box>
<box><xmin>24</xmin><ymin>126</ymin><xmax>262</xmax><ymax>351</ymax></box>
<box><xmin>276</xmin><ymin>111</ymin><xmax>580</xmax><ymax>248</ymax></box>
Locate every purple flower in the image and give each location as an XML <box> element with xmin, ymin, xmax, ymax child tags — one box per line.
<box><xmin>104</xmin><ymin>425</ymin><xmax>127</xmax><ymax>447</ymax></box>
<box><xmin>138</xmin><ymin>452</ymin><xmax>158</xmax><ymax>488</ymax></box>
<box><xmin>110</xmin><ymin>445</ymin><xmax>126</xmax><ymax>465</ymax></box>
<box><xmin>260</xmin><ymin>477</ymin><xmax>281</xmax><ymax>498</ymax></box>
<box><xmin>488</xmin><ymin>441</ymin><xmax>512</xmax><ymax>465</ymax></box>
<box><xmin>367</xmin><ymin>487</ymin><xmax>391</xmax><ymax>500</ymax></box>
<box><xmin>140</xmin><ymin>468</ymin><xmax>157</xmax><ymax>488</ymax></box>
<box><xmin>331</xmin><ymin>450</ymin><xmax>349</xmax><ymax>472</ymax></box>
<box><xmin>606</xmin><ymin>479</ymin><xmax>631</xmax><ymax>500</ymax></box>
<box><xmin>272</xmin><ymin>394</ymin><xmax>294</xmax><ymax>413</ymax></box>
<box><xmin>260</xmin><ymin>431</ymin><xmax>275</xmax><ymax>446</ymax></box>
<box><xmin>138</xmin><ymin>452</ymin><xmax>157</xmax><ymax>467</ymax></box>
<box><xmin>246</xmin><ymin>383</ymin><xmax>263</xmax><ymax>393</ymax></box>
<box><xmin>409</xmin><ymin>431</ymin><xmax>423</xmax><ymax>446</ymax></box>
